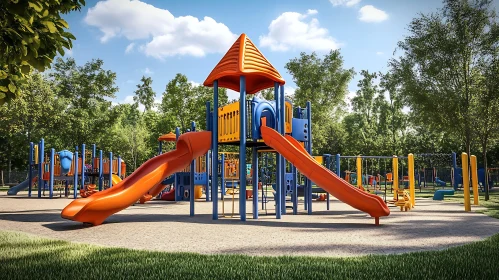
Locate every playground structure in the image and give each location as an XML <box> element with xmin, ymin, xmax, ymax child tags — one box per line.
<box><xmin>60</xmin><ymin>33</ymin><xmax>390</xmax><ymax>226</ymax></box>
<box><xmin>8</xmin><ymin>139</ymin><xmax>126</xmax><ymax>199</ymax></box>
<box><xmin>55</xmin><ymin>33</ymin><xmax>497</xmax><ymax>225</ymax></box>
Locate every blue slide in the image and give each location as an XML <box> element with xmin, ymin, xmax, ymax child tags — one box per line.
<box><xmin>7</xmin><ymin>170</ymin><xmax>38</xmax><ymax>195</ymax></box>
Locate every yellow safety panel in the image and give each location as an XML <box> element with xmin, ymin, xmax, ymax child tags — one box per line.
<box><xmin>314</xmin><ymin>156</ymin><xmax>323</xmax><ymax>164</ymax></box>
<box><xmin>218</xmin><ymin>101</ymin><xmax>240</xmax><ymax>143</ymax></box>
<box><xmin>285</xmin><ymin>100</ymin><xmax>292</xmax><ymax>134</ymax></box>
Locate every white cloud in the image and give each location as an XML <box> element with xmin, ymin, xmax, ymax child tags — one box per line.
<box><xmin>143</xmin><ymin>68</ymin><xmax>154</xmax><ymax>75</ymax></box>
<box><xmin>126</xmin><ymin>79</ymin><xmax>135</xmax><ymax>84</ymax></box>
<box><xmin>259</xmin><ymin>10</ymin><xmax>340</xmax><ymax>52</ymax></box>
<box><xmin>64</xmin><ymin>48</ymin><xmax>73</xmax><ymax>57</ymax></box>
<box><xmin>227</xmin><ymin>88</ymin><xmax>239</xmax><ymax>100</ymax></box>
<box><xmin>84</xmin><ymin>0</ymin><xmax>238</xmax><ymax>59</ymax></box>
<box><xmin>285</xmin><ymin>86</ymin><xmax>296</xmax><ymax>97</ymax></box>
<box><xmin>189</xmin><ymin>81</ymin><xmax>201</xmax><ymax>87</ymax></box>
<box><xmin>358</xmin><ymin>5</ymin><xmax>389</xmax><ymax>22</ymax></box>
<box><xmin>307</xmin><ymin>9</ymin><xmax>318</xmax><ymax>15</ymax></box>
<box><xmin>376</xmin><ymin>51</ymin><xmax>384</xmax><ymax>55</ymax></box>
<box><xmin>113</xmin><ymin>95</ymin><xmax>162</xmax><ymax>111</ymax></box>
<box><xmin>330</xmin><ymin>0</ymin><xmax>361</xmax><ymax>7</ymax></box>
<box><xmin>125</xmin><ymin>43</ymin><xmax>135</xmax><ymax>54</ymax></box>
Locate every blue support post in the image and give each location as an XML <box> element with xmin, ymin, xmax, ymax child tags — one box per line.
<box><xmin>239</xmin><ymin>75</ymin><xmax>247</xmax><ymax>221</ymax></box>
<box><xmin>292</xmin><ymin>164</ymin><xmax>298</xmax><ymax>215</ymax></box>
<box><xmin>38</xmin><ymin>139</ymin><xmax>44</xmax><ymax>198</ymax></box>
<box><xmin>306</xmin><ymin>101</ymin><xmax>313</xmax><ymax>215</ymax></box>
<box><xmin>262</xmin><ymin>154</ymin><xmax>268</xmax><ymax>210</ymax></box>
<box><xmin>81</xmin><ymin>144</ymin><xmax>85</xmax><ymax>193</ymax></box>
<box><xmin>92</xmin><ymin>144</ymin><xmax>96</xmax><ymax>172</ymax></box>
<box><xmin>73</xmin><ymin>151</ymin><xmax>78</xmax><ymax>199</ymax></box>
<box><xmin>221</xmin><ymin>154</ymin><xmax>225</xmax><ymax>199</ymax></box>
<box><xmin>274</xmin><ymin>82</ymin><xmax>281</xmax><ymax>219</ymax></box>
<box><xmin>158</xmin><ymin>141</ymin><xmax>163</xmax><ymax>155</ymax></box>
<box><xmin>280</xmin><ymin>84</ymin><xmax>286</xmax><ymax>215</ymax></box>
<box><xmin>206</xmin><ymin>101</ymin><xmax>211</xmax><ymax>202</ymax></box>
<box><xmin>206</xmin><ymin>150</ymin><xmax>211</xmax><ymax>201</ymax></box>
<box><xmin>117</xmin><ymin>156</ymin><xmax>122</xmax><ymax>179</ymax></box>
<box><xmin>212</xmin><ymin>80</ymin><xmax>219</xmax><ymax>220</ymax></box>
<box><xmin>190</xmin><ymin>121</ymin><xmax>196</xmax><ymax>217</ymax></box>
<box><xmin>49</xmin><ymin>149</ymin><xmax>54</xmax><ymax>198</ymax></box>
<box><xmin>28</xmin><ymin>142</ymin><xmax>33</xmax><ymax>197</ymax></box>
<box><xmin>108</xmin><ymin>152</ymin><xmax>113</xmax><ymax>188</ymax></box>
<box><xmin>325</xmin><ymin>154</ymin><xmax>331</xmax><ymax>210</ymax></box>
<box><xmin>252</xmin><ymin>146</ymin><xmax>258</xmax><ymax>219</ymax></box>
<box><xmin>98</xmin><ymin>150</ymin><xmax>103</xmax><ymax>191</ymax></box>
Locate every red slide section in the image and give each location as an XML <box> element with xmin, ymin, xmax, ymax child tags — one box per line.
<box><xmin>260</xmin><ymin>121</ymin><xmax>390</xmax><ymax>222</ymax></box>
<box><xmin>61</xmin><ymin>131</ymin><xmax>211</xmax><ymax>226</ymax></box>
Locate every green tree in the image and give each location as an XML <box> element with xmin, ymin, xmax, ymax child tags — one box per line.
<box><xmin>161</xmin><ymin>73</ymin><xmax>228</xmax><ymax>132</ymax></box>
<box><xmin>0</xmin><ymin>0</ymin><xmax>85</xmax><ymax>104</ymax></box>
<box><xmin>133</xmin><ymin>76</ymin><xmax>155</xmax><ymax>112</ymax></box>
<box><xmin>50</xmin><ymin>57</ymin><xmax>119</xmax><ymax>148</ymax></box>
<box><xmin>389</xmin><ymin>0</ymin><xmax>498</xmax><ymax>157</ymax></box>
<box><xmin>472</xmin><ymin>42</ymin><xmax>499</xmax><ymax>199</ymax></box>
<box><xmin>0</xmin><ymin>72</ymin><xmax>64</xmax><ymax>180</ymax></box>
<box><xmin>285</xmin><ymin>50</ymin><xmax>355</xmax><ymax>154</ymax></box>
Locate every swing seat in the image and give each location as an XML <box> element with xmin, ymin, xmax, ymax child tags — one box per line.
<box><xmin>433</xmin><ymin>189</ymin><xmax>454</xmax><ymax>200</ymax></box>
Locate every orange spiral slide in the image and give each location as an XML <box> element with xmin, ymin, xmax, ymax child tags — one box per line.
<box><xmin>61</xmin><ymin>131</ymin><xmax>211</xmax><ymax>226</ymax></box>
<box><xmin>260</xmin><ymin>119</ymin><xmax>390</xmax><ymax>224</ymax></box>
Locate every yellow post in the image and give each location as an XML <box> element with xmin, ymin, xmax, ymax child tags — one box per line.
<box><xmin>34</xmin><ymin>144</ymin><xmax>39</xmax><ymax>164</ymax></box>
<box><xmin>408</xmin><ymin>153</ymin><xmax>415</xmax><ymax>206</ymax></box>
<box><xmin>462</xmin><ymin>153</ymin><xmax>471</xmax><ymax>212</ymax></box>
<box><xmin>356</xmin><ymin>156</ymin><xmax>362</xmax><ymax>189</ymax></box>
<box><xmin>470</xmin><ymin>155</ymin><xmax>479</xmax><ymax>206</ymax></box>
<box><xmin>393</xmin><ymin>156</ymin><xmax>399</xmax><ymax>200</ymax></box>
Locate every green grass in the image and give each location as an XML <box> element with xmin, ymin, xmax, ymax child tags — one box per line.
<box><xmin>1</xmin><ymin>230</ymin><xmax>498</xmax><ymax>280</ymax></box>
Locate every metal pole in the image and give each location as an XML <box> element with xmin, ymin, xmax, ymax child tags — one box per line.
<box><xmin>280</xmin><ymin>84</ymin><xmax>286</xmax><ymax>215</ymax></box>
<box><xmin>190</xmin><ymin>121</ymin><xmax>196</xmax><ymax>216</ymax></box>
<box><xmin>49</xmin><ymin>148</ymin><xmax>54</xmax><ymax>198</ymax></box>
<box><xmin>206</xmin><ymin>101</ymin><xmax>211</xmax><ymax>202</ymax></box>
<box><xmin>37</xmin><ymin>139</ymin><xmax>44</xmax><ymax>198</ymax></box>
<box><xmin>108</xmin><ymin>151</ymin><xmax>113</xmax><ymax>188</ymax></box>
<box><xmin>306</xmin><ymin>101</ymin><xmax>312</xmax><ymax>214</ymax></box>
<box><xmin>73</xmin><ymin>150</ymin><xmax>78</xmax><ymax>199</ymax></box>
<box><xmin>239</xmin><ymin>76</ymin><xmax>247</xmax><ymax>221</ymax></box>
<box><xmin>98</xmin><ymin>150</ymin><xmax>103</xmax><ymax>191</ymax></box>
<box><xmin>212</xmin><ymin>80</ymin><xmax>219</xmax><ymax>220</ymax></box>
<box><xmin>81</xmin><ymin>144</ymin><xmax>85</xmax><ymax>193</ymax></box>
<box><xmin>274</xmin><ymin>82</ymin><xmax>281</xmax><ymax>219</ymax></box>
<box><xmin>252</xmin><ymin>147</ymin><xmax>258</xmax><ymax>219</ymax></box>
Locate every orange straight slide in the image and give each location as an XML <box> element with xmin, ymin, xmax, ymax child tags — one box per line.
<box><xmin>61</xmin><ymin>131</ymin><xmax>211</xmax><ymax>226</ymax></box>
<box><xmin>260</xmin><ymin>120</ymin><xmax>390</xmax><ymax>223</ymax></box>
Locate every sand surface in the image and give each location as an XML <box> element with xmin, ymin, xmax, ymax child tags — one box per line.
<box><xmin>1</xmin><ymin>191</ymin><xmax>498</xmax><ymax>257</ymax></box>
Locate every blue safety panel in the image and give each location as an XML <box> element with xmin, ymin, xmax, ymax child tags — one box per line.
<box><xmin>194</xmin><ymin>172</ymin><xmax>207</xmax><ymax>185</ymax></box>
<box><xmin>291</xmin><ymin>118</ymin><xmax>308</xmax><ymax>142</ymax></box>
<box><xmin>251</xmin><ymin>97</ymin><xmax>276</xmax><ymax>139</ymax></box>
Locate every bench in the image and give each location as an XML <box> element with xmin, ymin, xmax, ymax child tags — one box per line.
<box><xmin>433</xmin><ymin>189</ymin><xmax>454</xmax><ymax>200</ymax></box>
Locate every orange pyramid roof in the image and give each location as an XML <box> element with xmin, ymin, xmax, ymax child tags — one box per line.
<box><xmin>203</xmin><ymin>33</ymin><xmax>285</xmax><ymax>94</ymax></box>
<box><xmin>158</xmin><ymin>132</ymin><xmax>177</xmax><ymax>142</ymax></box>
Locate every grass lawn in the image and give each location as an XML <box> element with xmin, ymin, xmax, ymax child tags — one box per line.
<box><xmin>0</xmin><ymin>230</ymin><xmax>498</xmax><ymax>280</ymax></box>
<box><xmin>2</xmin><ymin>187</ymin><xmax>499</xmax><ymax>279</ymax></box>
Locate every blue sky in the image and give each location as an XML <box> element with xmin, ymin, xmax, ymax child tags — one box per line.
<box><xmin>61</xmin><ymin>0</ymin><xmax>498</xmax><ymax>107</ymax></box>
